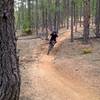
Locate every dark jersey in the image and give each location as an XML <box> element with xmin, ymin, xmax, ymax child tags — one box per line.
<box><xmin>50</xmin><ymin>33</ymin><xmax>58</xmax><ymax>41</ymax></box>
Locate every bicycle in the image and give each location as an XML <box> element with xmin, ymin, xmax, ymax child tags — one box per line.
<box><xmin>47</xmin><ymin>40</ymin><xmax>56</xmax><ymax>55</ymax></box>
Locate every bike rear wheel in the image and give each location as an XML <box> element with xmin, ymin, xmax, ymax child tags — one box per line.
<box><xmin>47</xmin><ymin>41</ymin><xmax>55</xmax><ymax>55</ymax></box>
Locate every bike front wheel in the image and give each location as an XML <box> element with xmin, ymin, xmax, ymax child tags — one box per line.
<box><xmin>47</xmin><ymin>43</ymin><xmax>54</xmax><ymax>55</ymax></box>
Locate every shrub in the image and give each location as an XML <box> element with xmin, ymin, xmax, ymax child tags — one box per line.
<box><xmin>82</xmin><ymin>48</ymin><xmax>92</xmax><ymax>54</ymax></box>
<box><xmin>22</xmin><ymin>28</ymin><xmax>32</xmax><ymax>36</ymax></box>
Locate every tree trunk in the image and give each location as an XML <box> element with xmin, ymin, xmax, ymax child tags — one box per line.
<box><xmin>27</xmin><ymin>0</ymin><xmax>31</xmax><ymax>29</ymax></box>
<box><xmin>45</xmin><ymin>8</ymin><xmax>49</xmax><ymax>40</ymax></box>
<box><xmin>41</xmin><ymin>1</ymin><xmax>45</xmax><ymax>32</ymax></box>
<box><xmin>66</xmin><ymin>0</ymin><xmax>69</xmax><ymax>29</ymax></box>
<box><xmin>79</xmin><ymin>3</ymin><xmax>83</xmax><ymax>27</ymax></box>
<box><xmin>91</xmin><ymin>0</ymin><xmax>95</xmax><ymax>25</ymax></box>
<box><xmin>75</xmin><ymin>5</ymin><xmax>78</xmax><ymax>32</ymax></box>
<box><xmin>71</xmin><ymin>0</ymin><xmax>74</xmax><ymax>42</ymax></box>
<box><xmin>17</xmin><ymin>2</ymin><xmax>21</xmax><ymax>30</ymax></box>
<box><xmin>73</xmin><ymin>1</ymin><xmax>76</xmax><ymax>26</ymax></box>
<box><xmin>95</xmin><ymin>0</ymin><xmax>100</xmax><ymax>37</ymax></box>
<box><xmin>35</xmin><ymin>0</ymin><xmax>39</xmax><ymax>37</ymax></box>
<box><xmin>54</xmin><ymin>0</ymin><xmax>58</xmax><ymax>31</ymax></box>
<box><xmin>83</xmin><ymin>0</ymin><xmax>90</xmax><ymax>43</ymax></box>
<box><xmin>48</xmin><ymin>0</ymin><xmax>53</xmax><ymax>31</ymax></box>
<box><xmin>0</xmin><ymin>0</ymin><xmax>20</xmax><ymax>100</ymax></box>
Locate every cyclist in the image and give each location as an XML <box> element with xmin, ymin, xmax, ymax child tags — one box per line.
<box><xmin>49</xmin><ymin>31</ymin><xmax>58</xmax><ymax>44</ymax></box>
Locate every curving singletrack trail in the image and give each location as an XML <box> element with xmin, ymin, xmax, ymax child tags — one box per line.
<box><xmin>18</xmin><ymin>30</ymin><xmax>100</xmax><ymax>100</ymax></box>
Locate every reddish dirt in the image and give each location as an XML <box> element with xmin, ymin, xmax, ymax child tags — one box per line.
<box><xmin>18</xmin><ymin>29</ymin><xmax>100</xmax><ymax>100</ymax></box>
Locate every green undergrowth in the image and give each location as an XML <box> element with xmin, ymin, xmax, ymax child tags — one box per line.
<box><xmin>82</xmin><ymin>48</ymin><xmax>92</xmax><ymax>54</ymax></box>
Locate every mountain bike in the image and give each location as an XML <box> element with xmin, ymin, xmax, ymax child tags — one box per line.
<box><xmin>47</xmin><ymin>40</ymin><xmax>56</xmax><ymax>55</ymax></box>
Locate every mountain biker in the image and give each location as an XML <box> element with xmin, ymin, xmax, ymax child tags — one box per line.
<box><xmin>50</xmin><ymin>31</ymin><xmax>58</xmax><ymax>44</ymax></box>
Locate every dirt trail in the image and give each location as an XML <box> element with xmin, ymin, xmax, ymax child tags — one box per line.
<box><xmin>19</xmin><ymin>30</ymin><xmax>100</xmax><ymax>100</ymax></box>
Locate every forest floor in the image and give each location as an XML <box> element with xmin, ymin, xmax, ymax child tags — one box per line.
<box><xmin>18</xmin><ymin>28</ymin><xmax>100</xmax><ymax>100</ymax></box>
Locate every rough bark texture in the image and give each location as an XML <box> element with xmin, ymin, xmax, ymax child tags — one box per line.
<box><xmin>0</xmin><ymin>0</ymin><xmax>20</xmax><ymax>100</ymax></box>
<box><xmin>83</xmin><ymin>0</ymin><xmax>90</xmax><ymax>43</ymax></box>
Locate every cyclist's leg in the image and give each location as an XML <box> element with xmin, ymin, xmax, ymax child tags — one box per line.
<box><xmin>53</xmin><ymin>38</ymin><xmax>56</xmax><ymax>43</ymax></box>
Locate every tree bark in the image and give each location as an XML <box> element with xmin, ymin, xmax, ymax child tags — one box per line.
<box><xmin>95</xmin><ymin>0</ymin><xmax>100</xmax><ymax>37</ymax></box>
<box><xmin>66</xmin><ymin>0</ymin><xmax>69</xmax><ymax>29</ymax></box>
<box><xmin>0</xmin><ymin>0</ymin><xmax>20</xmax><ymax>100</ymax></box>
<box><xmin>79</xmin><ymin>3</ymin><xmax>83</xmax><ymax>27</ymax></box>
<box><xmin>83</xmin><ymin>0</ymin><xmax>90</xmax><ymax>43</ymax></box>
<box><xmin>71</xmin><ymin>0</ymin><xmax>74</xmax><ymax>42</ymax></box>
<box><xmin>45</xmin><ymin>8</ymin><xmax>49</xmax><ymax>40</ymax></box>
<box><xmin>27</xmin><ymin>0</ymin><xmax>31</xmax><ymax>29</ymax></box>
<box><xmin>35</xmin><ymin>0</ymin><xmax>39</xmax><ymax>37</ymax></box>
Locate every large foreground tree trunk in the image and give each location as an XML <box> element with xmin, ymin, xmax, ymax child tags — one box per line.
<box><xmin>0</xmin><ymin>0</ymin><xmax>20</xmax><ymax>100</ymax></box>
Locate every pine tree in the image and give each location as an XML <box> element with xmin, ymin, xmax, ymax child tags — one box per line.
<box><xmin>0</xmin><ymin>0</ymin><xmax>20</xmax><ymax>100</ymax></box>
